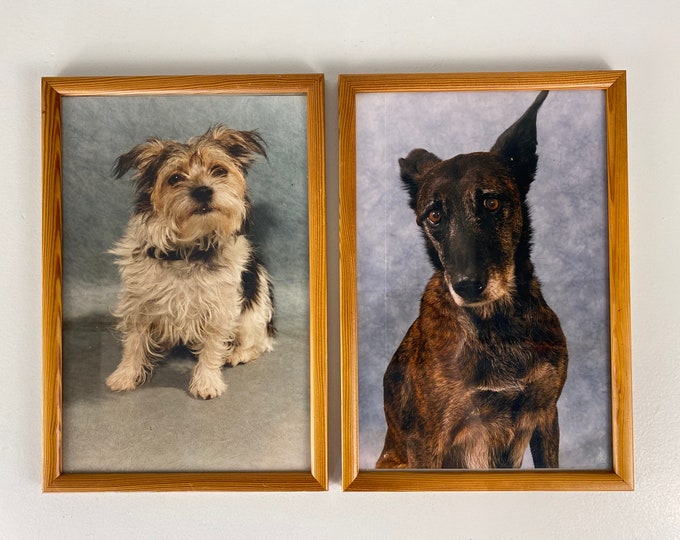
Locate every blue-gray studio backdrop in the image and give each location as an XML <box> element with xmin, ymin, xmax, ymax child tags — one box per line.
<box><xmin>61</xmin><ymin>94</ymin><xmax>309</xmax><ymax>323</ymax></box>
<box><xmin>355</xmin><ymin>90</ymin><xmax>612</xmax><ymax>470</ymax></box>
<box><xmin>59</xmin><ymin>93</ymin><xmax>311</xmax><ymax>472</ymax></box>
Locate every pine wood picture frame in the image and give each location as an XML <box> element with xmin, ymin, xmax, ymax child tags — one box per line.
<box><xmin>339</xmin><ymin>71</ymin><xmax>632</xmax><ymax>491</ymax></box>
<box><xmin>42</xmin><ymin>74</ymin><xmax>327</xmax><ymax>491</ymax></box>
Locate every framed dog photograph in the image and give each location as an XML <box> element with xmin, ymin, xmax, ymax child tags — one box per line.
<box><xmin>42</xmin><ymin>74</ymin><xmax>327</xmax><ymax>491</ymax></box>
<box><xmin>339</xmin><ymin>71</ymin><xmax>632</xmax><ymax>491</ymax></box>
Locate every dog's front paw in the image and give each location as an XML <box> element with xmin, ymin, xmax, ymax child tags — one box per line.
<box><xmin>106</xmin><ymin>364</ymin><xmax>147</xmax><ymax>392</ymax></box>
<box><xmin>189</xmin><ymin>367</ymin><xmax>226</xmax><ymax>400</ymax></box>
<box><xmin>228</xmin><ymin>337</ymin><xmax>274</xmax><ymax>366</ymax></box>
<box><xmin>227</xmin><ymin>346</ymin><xmax>260</xmax><ymax>366</ymax></box>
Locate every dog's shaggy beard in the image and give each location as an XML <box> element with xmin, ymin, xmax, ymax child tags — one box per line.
<box><xmin>142</xmin><ymin>185</ymin><xmax>248</xmax><ymax>254</ymax></box>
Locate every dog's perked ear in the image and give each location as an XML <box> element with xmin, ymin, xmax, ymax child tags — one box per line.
<box><xmin>205</xmin><ymin>125</ymin><xmax>267</xmax><ymax>172</ymax></box>
<box><xmin>398</xmin><ymin>148</ymin><xmax>442</xmax><ymax>210</ymax></box>
<box><xmin>490</xmin><ymin>90</ymin><xmax>548</xmax><ymax>194</ymax></box>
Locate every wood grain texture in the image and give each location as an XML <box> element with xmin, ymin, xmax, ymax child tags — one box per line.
<box><xmin>43</xmin><ymin>472</ymin><xmax>325</xmax><ymax>493</ymax></box>
<box><xmin>605</xmin><ymin>73</ymin><xmax>634</xmax><ymax>489</ymax></box>
<box><xmin>338</xmin><ymin>76</ymin><xmax>360</xmax><ymax>490</ymax></box>
<box><xmin>42</xmin><ymin>79</ymin><xmax>64</xmax><ymax>491</ymax></box>
<box><xmin>344</xmin><ymin>470</ymin><xmax>633</xmax><ymax>492</ymax></box>
<box><xmin>41</xmin><ymin>74</ymin><xmax>323</xmax><ymax>96</ymax></box>
<box><xmin>41</xmin><ymin>74</ymin><xmax>327</xmax><ymax>492</ymax></box>
<box><xmin>338</xmin><ymin>71</ymin><xmax>623</xmax><ymax>94</ymax></box>
<box><xmin>338</xmin><ymin>71</ymin><xmax>633</xmax><ymax>491</ymax></box>
<box><xmin>305</xmin><ymin>74</ymin><xmax>329</xmax><ymax>490</ymax></box>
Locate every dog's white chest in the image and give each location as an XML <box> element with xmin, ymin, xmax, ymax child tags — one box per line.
<box><xmin>117</xmin><ymin>253</ymin><xmax>243</xmax><ymax>346</ymax></box>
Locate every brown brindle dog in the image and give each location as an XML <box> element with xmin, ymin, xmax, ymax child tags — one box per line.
<box><xmin>376</xmin><ymin>91</ymin><xmax>568</xmax><ymax>469</ymax></box>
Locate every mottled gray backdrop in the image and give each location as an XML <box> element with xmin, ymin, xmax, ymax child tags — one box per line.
<box><xmin>356</xmin><ymin>90</ymin><xmax>612</xmax><ymax>470</ymax></box>
<box><xmin>59</xmin><ymin>94</ymin><xmax>311</xmax><ymax>471</ymax></box>
<box><xmin>61</xmin><ymin>94</ymin><xmax>309</xmax><ymax>324</ymax></box>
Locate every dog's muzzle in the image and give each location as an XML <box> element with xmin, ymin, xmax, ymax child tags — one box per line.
<box><xmin>451</xmin><ymin>276</ymin><xmax>486</xmax><ymax>302</ymax></box>
<box><xmin>444</xmin><ymin>271</ymin><xmax>489</xmax><ymax>306</ymax></box>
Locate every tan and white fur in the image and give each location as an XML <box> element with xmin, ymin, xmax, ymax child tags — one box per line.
<box><xmin>105</xmin><ymin>126</ymin><xmax>275</xmax><ymax>399</ymax></box>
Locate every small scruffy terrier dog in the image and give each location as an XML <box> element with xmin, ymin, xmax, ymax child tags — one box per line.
<box><xmin>105</xmin><ymin>125</ymin><xmax>275</xmax><ymax>399</ymax></box>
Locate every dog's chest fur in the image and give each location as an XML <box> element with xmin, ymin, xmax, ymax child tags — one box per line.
<box><xmin>112</xmin><ymin>219</ymin><xmax>250</xmax><ymax>346</ymax></box>
<box><xmin>385</xmin><ymin>271</ymin><xmax>566</xmax><ymax>468</ymax></box>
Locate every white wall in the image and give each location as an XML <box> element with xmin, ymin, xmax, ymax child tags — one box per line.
<box><xmin>2</xmin><ymin>0</ymin><xmax>679</xmax><ymax>537</ymax></box>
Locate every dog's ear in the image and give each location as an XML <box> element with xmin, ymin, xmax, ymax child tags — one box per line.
<box><xmin>490</xmin><ymin>90</ymin><xmax>548</xmax><ymax>193</ymax></box>
<box><xmin>113</xmin><ymin>139</ymin><xmax>172</xmax><ymax>215</ymax></box>
<box><xmin>399</xmin><ymin>149</ymin><xmax>441</xmax><ymax>209</ymax></box>
<box><xmin>113</xmin><ymin>139</ymin><xmax>167</xmax><ymax>179</ymax></box>
<box><xmin>207</xmin><ymin>125</ymin><xmax>267</xmax><ymax>171</ymax></box>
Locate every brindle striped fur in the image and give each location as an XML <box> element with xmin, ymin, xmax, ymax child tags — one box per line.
<box><xmin>377</xmin><ymin>92</ymin><xmax>568</xmax><ymax>469</ymax></box>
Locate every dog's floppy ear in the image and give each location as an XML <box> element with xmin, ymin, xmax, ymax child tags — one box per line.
<box><xmin>490</xmin><ymin>90</ymin><xmax>548</xmax><ymax>192</ymax></box>
<box><xmin>399</xmin><ymin>148</ymin><xmax>441</xmax><ymax>210</ymax></box>
<box><xmin>113</xmin><ymin>139</ymin><xmax>172</xmax><ymax>215</ymax></box>
<box><xmin>113</xmin><ymin>139</ymin><xmax>167</xmax><ymax>180</ymax></box>
<box><xmin>207</xmin><ymin>125</ymin><xmax>267</xmax><ymax>171</ymax></box>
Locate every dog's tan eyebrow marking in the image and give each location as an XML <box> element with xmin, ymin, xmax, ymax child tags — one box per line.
<box><xmin>417</xmin><ymin>200</ymin><xmax>444</xmax><ymax>226</ymax></box>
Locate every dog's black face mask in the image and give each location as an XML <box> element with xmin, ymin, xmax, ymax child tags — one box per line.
<box><xmin>399</xmin><ymin>91</ymin><xmax>548</xmax><ymax>308</ymax></box>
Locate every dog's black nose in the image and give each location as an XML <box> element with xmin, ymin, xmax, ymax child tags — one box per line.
<box><xmin>191</xmin><ymin>185</ymin><xmax>213</xmax><ymax>203</ymax></box>
<box><xmin>452</xmin><ymin>277</ymin><xmax>486</xmax><ymax>302</ymax></box>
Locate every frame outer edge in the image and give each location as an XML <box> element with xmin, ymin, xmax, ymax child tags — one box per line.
<box><xmin>338</xmin><ymin>70</ymin><xmax>634</xmax><ymax>492</ymax></box>
<box><xmin>41</xmin><ymin>74</ymin><xmax>329</xmax><ymax>492</ymax></box>
<box><xmin>42</xmin><ymin>78</ymin><xmax>64</xmax><ymax>491</ymax></box>
<box><xmin>606</xmin><ymin>71</ymin><xmax>634</xmax><ymax>490</ymax></box>
<box><xmin>338</xmin><ymin>76</ymin><xmax>361</xmax><ymax>490</ymax></box>
<box><xmin>308</xmin><ymin>74</ymin><xmax>329</xmax><ymax>490</ymax></box>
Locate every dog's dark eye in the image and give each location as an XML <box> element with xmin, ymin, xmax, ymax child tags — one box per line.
<box><xmin>168</xmin><ymin>173</ymin><xmax>184</xmax><ymax>186</ymax></box>
<box><xmin>427</xmin><ymin>209</ymin><xmax>442</xmax><ymax>225</ymax></box>
<box><xmin>211</xmin><ymin>166</ymin><xmax>228</xmax><ymax>177</ymax></box>
<box><xmin>483</xmin><ymin>197</ymin><xmax>501</xmax><ymax>212</ymax></box>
